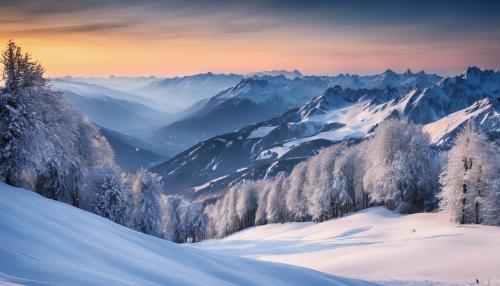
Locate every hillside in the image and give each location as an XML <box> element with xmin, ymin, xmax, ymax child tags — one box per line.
<box><xmin>0</xmin><ymin>183</ymin><xmax>372</xmax><ymax>286</ymax></box>
<box><xmin>98</xmin><ymin>127</ymin><xmax>169</xmax><ymax>171</ymax></box>
<box><xmin>196</xmin><ymin>207</ymin><xmax>500</xmax><ymax>285</ymax></box>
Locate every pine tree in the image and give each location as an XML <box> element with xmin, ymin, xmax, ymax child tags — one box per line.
<box><xmin>1</xmin><ymin>40</ymin><xmax>21</xmax><ymax>94</ymax></box>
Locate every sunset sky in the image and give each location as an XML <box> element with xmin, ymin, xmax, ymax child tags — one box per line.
<box><xmin>1</xmin><ymin>0</ymin><xmax>499</xmax><ymax>77</ymax></box>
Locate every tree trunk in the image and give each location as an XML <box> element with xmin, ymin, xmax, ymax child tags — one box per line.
<box><xmin>461</xmin><ymin>183</ymin><xmax>467</xmax><ymax>224</ymax></box>
<box><xmin>475</xmin><ymin>201</ymin><xmax>479</xmax><ymax>224</ymax></box>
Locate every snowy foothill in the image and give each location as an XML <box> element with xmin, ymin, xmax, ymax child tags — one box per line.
<box><xmin>247</xmin><ymin>126</ymin><xmax>277</xmax><ymax>139</ymax></box>
<box><xmin>0</xmin><ymin>183</ymin><xmax>374</xmax><ymax>286</ymax></box>
<box><xmin>196</xmin><ymin>207</ymin><xmax>500</xmax><ymax>285</ymax></box>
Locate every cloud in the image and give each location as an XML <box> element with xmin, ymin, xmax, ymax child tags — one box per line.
<box><xmin>1</xmin><ymin>0</ymin><xmax>499</xmax><ymax>75</ymax></box>
<box><xmin>12</xmin><ymin>22</ymin><xmax>135</xmax><ymax>35</ymax></box>
<box><xmin>1</xmin><ymin>0</ymin><xmax>499</xmax><ymax>40</ymax></box>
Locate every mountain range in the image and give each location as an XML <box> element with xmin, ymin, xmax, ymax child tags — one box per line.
<box><xmin>152</xmin><ymin>69</ymin><xmax>442</xmax><ymax>152</ymax></box>
<box><xmin>52</xmin><ymin>78</ymin><xmax>173</xmax><ymax>133</ymax></box>
<box><xmin>151</xmin><ymin>67</ymin><xmax>499</xmax><ymax>202</ymax></box>
<box><xmin>52</xmin><ymin>68</ymin><xmax>498</xmax><ymax>195</ymax></box>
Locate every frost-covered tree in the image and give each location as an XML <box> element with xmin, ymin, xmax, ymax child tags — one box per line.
<box><xmin>221</xmin><ymin>186</ymin><xmax>241</xmax><ymax>236</ymax></box>
<box><xmin>236</xmin><ymin>182</ymin><xmax>258</xmax><ymax>229</ymax></box>
<box><xmin>204</xmin><ymin>203</ymin><xmax>219</xmax><ymax>239</ymax></box>
<box><xmin>266</xmin><ymin>173</ymin><xmax>289</xmax><ymax>223</ymax></box>
<box><xmin>203</xmin><ymin>185</ymin><xmax>240</xmax><ymax>238</ymax></box>
<box><xmin>484</xmin><ymin>174</ymin><xmax>500</xmax><ymax>226</ymax></box>
<box><xmin>187</xmin><ymin>202</ymin><xmax>208</xmax><ymax>242</ymax></box>
<box><xmin>131</xmin><ymin>168</ymin><xmax>162</xmax><ymax>237</ymax></box>
<box><xmin>333</xmin><ymin>144</ymin><xmax>367</xmax><ymax>212</ymax></box>
<box><xmin>364</xmin><ymin>119</ymin><xmax>438</xmax><ymax>213</ymax></box>
<box><xmin>1</xmin><ymin>40</ymin><xmax>22</xmax><ymax>94</ymax></box>
<box><xmin>286</xmin><ymin>162</ymin><xmax>308</xmax><ymax>221</ymax></box>
<box><xmin>1</xmin><ymin>40</ymin><xmax>47</xmax><ymax>95</ymax></box>
<box><xmin>88</xmin><ymin>166</ymin><xmax>130</xmax><ymax>226</ymax></box>
<box><xmin>160</xmin><ymin>194</ymin><xmax>207</xmax><ymax>242</ymax></box>
<box><xmin>305</xmin><ymin>147</ymin><xmax>340</xmax><ymax>221</ymax></box>
<box><xmin>161</xmin><ymin>194</ymin><xmax>183</xmax><ymax>242</ymax></box>
<box><xmin>255</xmin><ymin>180</ymin><xmax>271</xmax><ymax>226</ymax></box>
<box><xmin>439</xmin><ymin>124</ymin><xmax>498</xmax><ymax>224</ymax></box>
<box><xmin>0</xmin><ymin>41</ymin><xmax>115</xmax><ymax>207</ymax></box>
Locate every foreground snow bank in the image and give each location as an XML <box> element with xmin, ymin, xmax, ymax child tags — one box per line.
<box><xmin>196</xmin><ymin>207</ymin><xmax>500</xmax><ymax>285</ymax></box>
<box><xmin>0</xmin><ymin>183</ymin><xmax>372</xmax><ymax>286</ymax></box>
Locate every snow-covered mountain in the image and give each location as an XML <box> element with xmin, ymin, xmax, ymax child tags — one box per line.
<box><xmin>152</xmin><ymin>75</ymin><xmax>334</xmax><ymax>152</ymax></box>
<box><xmin>0</xmin><ymin>182</ymin><xmax>371</xmax><ymax>286</ymax></box>
<box><xmin>52</xmin><ymin>79</ymin><xmax>173</xmax><ymax>133</ymax></box>
<box><xmin>153</xmin><ymin>70</ymin><xmax>441</xmax><ymax>154</ymax></box>
<box><xmin>152</xmin><ymin>67</ymin><xmax>498</xmax><ymax>201</ymax></box>
<box><xmin>195</xmin><ymin>207</ymin><xmax>500</xmax><ymax>285</ymax></box>
<box><xmin>403</xmin><ymin>67</ymin><xmax>500</xmax><ymax>125</ymax></box>
<box><xmin>423</xmin><ymin>98</ymin><xmax>499</xmax><ymax>146</ymax></box>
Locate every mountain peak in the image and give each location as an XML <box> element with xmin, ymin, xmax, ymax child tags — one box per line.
<box><xmin>462</xmin><ymin>66</ymin><xmax>482</xmax><ymax>81</ymax></box>
<box><xmin>247</xmin><ymin>70</ymin><xmax>303</xmax><ymax>79</ymax></box>
<box><xmin>383</xmin><ymin>69</ymin><xmax>398</xmax><ymax>77</ymax></box>
<box><xmin>325</xmin><ymin>85</ymin><xmax>343</xmax><ymax>95</ymax></box>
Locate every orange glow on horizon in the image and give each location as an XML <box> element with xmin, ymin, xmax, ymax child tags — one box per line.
<box><xmin>1</xmin><ymin>3</ymin><xmax>499</xmax><ymax>78</ymax></box>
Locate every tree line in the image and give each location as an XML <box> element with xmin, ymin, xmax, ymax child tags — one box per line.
<box><xmin>205</xmin><ymin>120</ymin><xmax>499</xmax><ymax>238</ymax></box>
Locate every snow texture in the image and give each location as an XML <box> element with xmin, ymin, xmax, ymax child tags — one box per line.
<box><xmin>247</xmin><ymin>126</ymin><xmax>277</xmax><ymax>139</ymax></box>
<box><xmin>0</xmin><ymin>183</ymin><xmax>372</xmax><ymax>286</ymax></box>
<box><xmin>197</xmin><ymin>207</ymin><xmax>500</xmax><ymax>285</ymax></box>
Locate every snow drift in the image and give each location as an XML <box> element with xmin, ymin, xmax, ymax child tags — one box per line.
<box><xmin>196</xmin><ymin>207</ymin><xmax>500</xmax><ymax>285</ymax></box>
<box><xmin>0</xmin><ymin>183</ymin><xmax>372</xmax><ymax>286</ymax></box>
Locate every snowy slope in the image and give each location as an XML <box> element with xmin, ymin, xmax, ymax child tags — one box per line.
<box><xmin>423</xmin><ymin>98</ymin><xmax>499</xmax><ymax>145</ymax></box>
<box><xmin>98</xmin><ymin>127</ymin><xmax>169</xmax><ymax>171</ymax></box>
<box><xmin>0</xmin><ymin>183</ymin><xmax>372</xmax><ymax>286</ymax></box>
<box><xmin>196</xmin><ymin>207</ymin><xmax>500</xmax><ymax>285</ymax></box>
